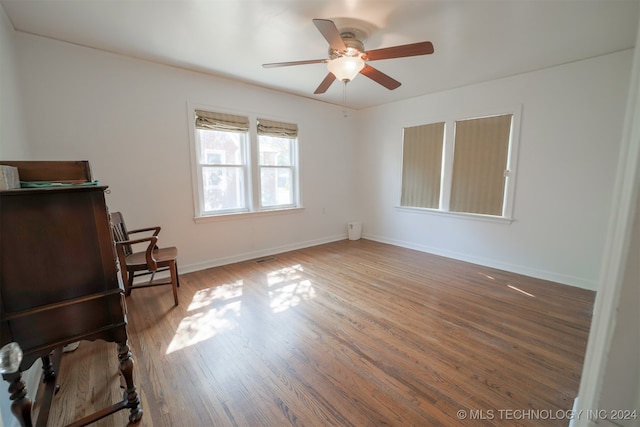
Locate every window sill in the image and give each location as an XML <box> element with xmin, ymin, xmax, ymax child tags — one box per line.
<box><xmin>395</xmin><ymin>206</ymin><xmax>514</xmax><ymax>224</ymax></box>
<box><xmin>194</xmin><ymin>207</ymin><xmax>305</xmax><ymax>223</ymax></box>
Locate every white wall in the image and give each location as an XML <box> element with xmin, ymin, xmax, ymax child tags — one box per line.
<box><xmin>12</xmin><ymin>31</ymin><xmax>359</xmax><ymax>272</ymax></box>
<box><xmin>0</xmin><ymin>5</ymin><xmax>29</xmax><ymax>159</ymax></box>
<box><xmin>575</xmin><ymin>16</ymin><xmax>640</xmax><ymax>425</ymax></box>
<box><xmin>357</xmin><ymin>50</ymin><xmax>633</xmax><ymax>290</ymax></box>
<box><xmin>597</xmin><ymin>195</ymin><xmax>640</xmax><ymax>426</ymax></box>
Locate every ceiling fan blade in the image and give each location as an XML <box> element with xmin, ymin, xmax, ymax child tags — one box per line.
<box><xmin>364</xmin><ymin>41</ymin><xmax>434</xmax><ymax>61</ymax></box>
<box><xmin>314</xmin><ymin>73</ymin><xmax>336</xmax><ymax>94</ymax></box>
<box><xmin>263</xmin><ymin>59</ymin><xmax>328</xmax><ymax>68</ymax></box>
<box><xmin>359</xmin><ymin>65</ymin><xmax>401</xmax><ymax>90</ymax></box>
<box><xmin>313</xmin><ymin>19</ymin><xmax>347</xmax><ymax>51</ymax></box>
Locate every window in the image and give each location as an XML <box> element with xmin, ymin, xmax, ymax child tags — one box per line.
<box><xmin>192</xmin><ymin>109</ymin><xmax>300</xmax><ymax>217</ymax></box>
<box><xmin>401</xmin><ymin>112</ymin><xmax>518</xmax><ymax>220</ymax></box>
<box><xmin>450</xmin><ymin>115</ymin><xmax>512</xmax><ymax>216</ymax></box>
<box><xmin>401</xmin><ymin>122</ymin><xmax>445</xmax><ymax>209</ymax></box>
<box><xmin>257</xmin><ymin>119</ymin><xmax>298</xmax><ymax>209</ymax></box>
<box><xmin>195</xmin><ymin>110</ymin><xmax>249</xmax><ymax>214</ymax></box>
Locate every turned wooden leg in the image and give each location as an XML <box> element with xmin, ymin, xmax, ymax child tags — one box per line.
<box><xmin>117</xmin><ymin>342</ymin><xmax>143</xmax><ymax>423</ymax></box>
<box><xmin>41</xmin><ymin>355</ymin><xmax>56</xmax><ymax>383</ymax></box>
<box><xmin>6</xmin><ymin>372</ymin><xmax>33</xmax><ymax>427</ymax></box>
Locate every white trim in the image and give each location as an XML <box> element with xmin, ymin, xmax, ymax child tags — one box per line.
<box><xmin>573</xmin><ymin>13</ymin><xmax>640</xmax><ymax>427</ymax></box>
<box><xmin>178</xmin><ymin>233</ymin><xmax>346</xmax><ymax>274</ymax></box>
<box><xmin>363</xmin><ymin>232</ymin><xmax>597</xmax><ymax>289</ymax></box>
<box><xmin>503</xmin><ymin>105</ymin><xmax>523</xmax><ymax>219</ymax></box>
<box><xmin>441</xmin><ymin>120</ymin><xmax>454</xmax><ymax>211</ymax></box>
<box><xmin>193</xmin><ymin>206</ymin><xmax>304</xmax><ymax>223</ymax></box>
<box><xmin>186</xmin><ymin>102</ymin><xmax>201</xmax><ymax>220</ymax></box>
<box><xmin>395</xmin><ymin>205</ymin><xmax>515</xmax><ymax>224</ymax></box>
<box><xmin>248</xmin><ymin>118</ymin><xmax>259</xmax><ymax>210</ymax></box>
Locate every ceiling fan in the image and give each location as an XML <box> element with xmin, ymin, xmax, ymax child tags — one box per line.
<box><xmin>262</xmin><ymin>19</ymin><xmax>434</xmax><ymax>94</ymax></box>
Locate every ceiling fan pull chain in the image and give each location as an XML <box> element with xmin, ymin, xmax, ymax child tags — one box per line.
<box><xmin>343</xmin><ymin>81</ymin><xmax>348</xmax><ymax>118</ymax></box>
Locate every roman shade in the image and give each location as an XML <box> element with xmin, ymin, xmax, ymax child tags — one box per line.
<box><xmin>257</xmin><ymin>119</ymin><xmax>298</xmax><ymax>138</ymax></box>
<box><xmin>195</xmin><ymin>110</ymin><xmax>249</xmax><ymax>132</ymax></box>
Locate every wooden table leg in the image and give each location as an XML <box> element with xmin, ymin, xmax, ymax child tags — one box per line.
<box><xmin>41</xmin><ymin>355</ymin><xmax>55</xmax><ymax>383</ymax></box>
<box><xmin>118</xmin><ymin>341</ymin><xmax>143</xmax><ymax>424</ymax></box>
<box><xmin>66</xmin><ymin>341</ymin><xmax>143</xmax><ymax>427</ymax></box>
<box><xmin>36</xmin><ymin>349</ymin><xmax>63</xmax><ymax>427</ymax></box>
<box><xmin>6</xmin><ymin>372</ymin><xmax>33</xmax><ymax>427</ymax></box>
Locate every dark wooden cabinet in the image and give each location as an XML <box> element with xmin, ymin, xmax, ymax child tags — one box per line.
<box><xmin>0</xmin><ymin>182</ymin><xmax>142</xmax><ymax>425</ymax></box>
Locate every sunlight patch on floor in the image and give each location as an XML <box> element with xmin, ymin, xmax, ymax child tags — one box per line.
<box><xmin>167</xmin><ymin>264</ymin><xmax>318</xmax><ymax>353</ymax></box>
<box><xmin>166</xmin><ymin>280</ymin><xmax>243</xmax><ymax>354</ymax></box>
<box><xmin>267</xmin><ymin>264</ymin><xmax>316</xmax><ymax>313</ymax></box>
<box><xmin>478</xmin><ymin>272</ymin><xmax>496</xmax><ymax>280</ymax></box>
<box><xmin>508</xmin><ymin>284</ymin><xmax>536</xmax><ymax>298</ymax></box>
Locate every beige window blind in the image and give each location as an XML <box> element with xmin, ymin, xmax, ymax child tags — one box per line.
<box><xmin>450</xmin><ymin>114</ymin><xmax>512</xmax><ymax>216</ymax></box>
<box><xmin>257</xmin><ymin>119</ymin><xmax>298</xmax><ymax>138</ymax></box>
<box><xmin>195</xmin><ymin>110</ymin><xmax>249</xmax><ymax>132</ymax></box>
<box><xmin>401</xmin><ymin>122</ymin><xmax>445</xmax><ymax>209</ymax></box>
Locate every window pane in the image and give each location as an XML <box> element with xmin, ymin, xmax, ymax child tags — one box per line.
<box><xmin>261</xmin><ymin>167</ymin><xmax>292</xmax><ymax>207</ymax></box>
<box><xmin>401</xmin><ymin>122</ymin><xmax>444</xmax><ymax>209</ymax></box>
<box><xmin>202</xmin><ymin>166</ymin><xmax>246</xmax><ymax>212</ymax></box>
<box><xmin>259</xmin><ymin>136</ymin><xmax>292</xmax><ymax>166</ymax></box>
<box><xmin>450</xmin><ymin>114</ymin><xmax>512</xmax><ymax>216</ymax></box>
<box><xmin>197</xmin><ymin>129</ymin><xmax>244</xmax><ymax>165</ymax></box>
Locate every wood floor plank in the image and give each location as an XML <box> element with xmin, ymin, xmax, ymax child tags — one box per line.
<box><xmin>42</xmin><ymin>240</ymin><xmax>594</xmax><ymax>426</ymax></box>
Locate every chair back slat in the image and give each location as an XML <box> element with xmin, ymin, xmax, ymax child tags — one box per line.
<box><xmin>110</xmin><ymin>211</ymin><xmax>133</xmax><ymax>256</ymax></box>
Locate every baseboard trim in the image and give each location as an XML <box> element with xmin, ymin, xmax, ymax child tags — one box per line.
<box><xmin>167</xmin><ymin>232</ymin><xmax>595</xmax><ymax>291</ymax></box>
<box><xmin>179</xmin><ymin>234</ymin><xmax>347</xmax><ymax>275</ymax></box>
<box><xmin>363</xmin><ymin>233</ymin><xmax>597</xmax><ymax>290</ymax></box>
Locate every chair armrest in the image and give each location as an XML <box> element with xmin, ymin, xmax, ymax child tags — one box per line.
<box><xmin>114</xmin><ymin>236</ymin><xmax>159</xmax><ymax>271</ymax></box>
<box><xmin>127</xmin><ymin>226</ymin><xmax>161</xmax><ymax>237</ymax></box>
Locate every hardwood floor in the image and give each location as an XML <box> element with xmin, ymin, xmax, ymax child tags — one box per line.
<box><xmin>44</xmin><ymin>239</ymin><xmax>595</xmax><ymax>426</ymax></box>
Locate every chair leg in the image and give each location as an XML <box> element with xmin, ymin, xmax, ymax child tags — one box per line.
<box><xmin>169</xmin><ymin>261</ymin><xmax>179</xmax><ymax>306</ymax></box>
<box><xmin>126</xmin><ymin>271</ymin><xmax>135</xmax><ymax>297</ymax></box>
<box><xmin>175</xmin><ymin>262</ymin><xmax>180</xmax><ymax>288</ymax></box>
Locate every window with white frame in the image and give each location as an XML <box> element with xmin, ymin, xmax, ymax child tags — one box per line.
<box><xmin>193</xmin><ymin>109</ymin><xmax>300</xmax><ymax>217</ymax></box>
<box><xmin>257</xmin><ymin>119</ymin><xmax>298</xmax><ymax>209</ymax></box>
<box><xmin>401</xmin><ymin>112</ymin><xmax>519</xmax><ymax>219</ymax></box>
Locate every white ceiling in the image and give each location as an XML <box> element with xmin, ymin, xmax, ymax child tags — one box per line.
<box><xmin>2</xmin><ymin>0</ymin><xmax>639</xmax><ymax>110</ymax></box>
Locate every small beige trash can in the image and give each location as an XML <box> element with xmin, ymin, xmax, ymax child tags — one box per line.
<box><xmin>347</xmin><ymin>222</ymin><xmax>362</xmax><ymax>240</ymax></box>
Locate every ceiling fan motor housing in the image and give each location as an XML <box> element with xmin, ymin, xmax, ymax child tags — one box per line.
<box><xmin>329</xmin><ymin>32</ymin><xmax>365</xmax><ymax>59</ymax></box>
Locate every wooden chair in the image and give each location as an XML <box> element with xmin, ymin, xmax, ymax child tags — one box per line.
<box><xmin>110</xmin><ymin>212</ymin><xmax>179</xmax><ymax>306</ymax></box>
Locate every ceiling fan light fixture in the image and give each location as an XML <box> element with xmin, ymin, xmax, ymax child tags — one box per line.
<box><xmin>327</xmin><ymin>55</ymin><xmax>365</xmax><ymax>82</ymax></box>
<box><xmin>264</xmin><ymin>19</ymin><xmax>433</xmax><ymax>95</ymax></box>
